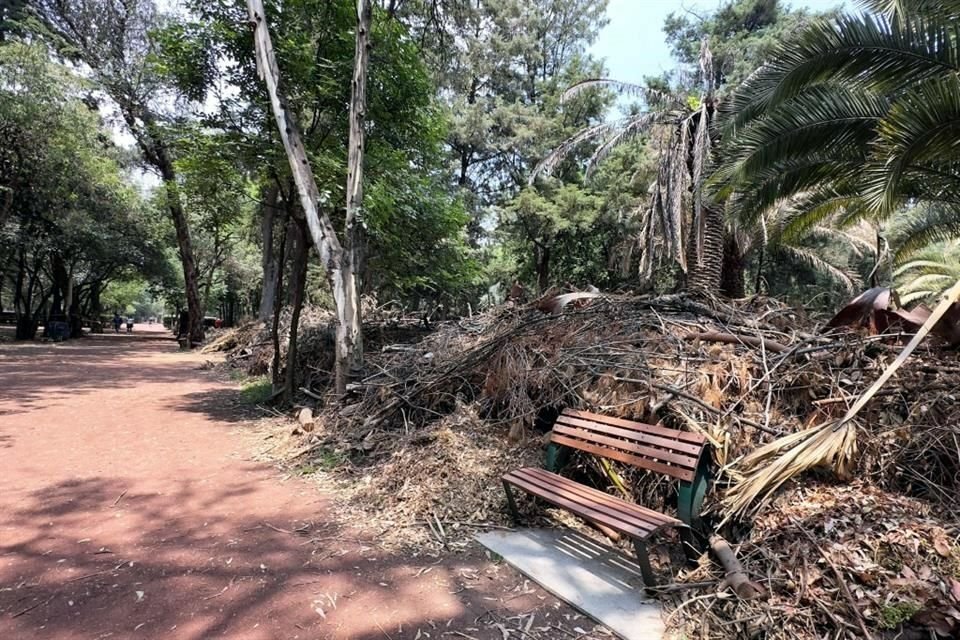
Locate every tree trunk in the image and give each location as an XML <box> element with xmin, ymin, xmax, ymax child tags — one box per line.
<box><xmin>156</xmin><ymin>153</ymin><xmax>205</xmax><ymax>345</ymax></box>
<box><xmin>68</xmin><ymin>284</ymin><xmax>82</xmax><ymax>339</ymax></box>
<box><xmin>271</xmin><ymin>208</ymin><xmax>291</xmax><ymax>390</ymax></box>
<box><xmin>719</xmin><ymin>233</ymin><xmax>746</xmax><ymax>299</ymax></box>
<box><xmin>535</xmin><ymin>245</ymin><xmax>551</xmax><ymax>293</ymax></box>
<box><xmin>248</xmin><ymin>0</ymin><xmax>366</xmax><ymax>396</ymax></box>
<box><xmin>339</xmin><ymin>0</ymin><xmax>372</xmax><ymax>392</ymax></box>
<box><xmin>754</xmin><ymin>244</ymin><xmax>765</xmax><ymax>294</ymax></box>
<box><xmin>258</xmin><ymin>183</ymin><xmax>281</xmax><ymax>322</ymax></box>
<box><xmin>50</xmin><ymin>253</ymin><xmax>69</xmax><ymax>321</ymax></box>
<box><xmin>283</xmin><ymin>218</ymin><xmax>310</xmax><ymax>405</ymax></box>
<box><xmin>686</xmin><ymin>205</ymin><xmax>724</xmax><ymax>294</ymax></box>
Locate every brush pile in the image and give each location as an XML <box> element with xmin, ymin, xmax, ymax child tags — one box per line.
<box><xmin>670</xmin><ymin>482</ymin><xmax>960</xmax><ymax>639</ymax></box>
<box><xmin>314</xmin><ymin>294</ymin><xmax>960</xmax><ymax>510</ymax></box>
<box><xmin>269</xmin><ymin>292</ymin><xmax>959</xmax><ymax>638</ymax></box>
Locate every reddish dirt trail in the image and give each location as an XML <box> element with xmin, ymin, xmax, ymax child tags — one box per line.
<box><xmin>0</xmin><ymin>331</ymin><xmax>581</xmax><ymax>640</ymax></box>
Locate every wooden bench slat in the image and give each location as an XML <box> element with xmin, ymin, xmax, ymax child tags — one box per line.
<box><xmin>553</xmin><ymin>424</ymin><xmax>699</xmax><ymax>470</ymax></box>
<box><xmin>551</xmin><ymin>434</ymin><xmax>697</xmax><ymax>482</ymax></box>
<box><xmin>505</xmin><ymin>474</ymin><xmax>652</xmax><ymax>539</ymax></box>
<box><xmin>563</xmin><ymin>409</ymin><xmax>706</xmax><ymax>444</ymax></box>
<box><xmin>555</xmin><ymin>415</ymin><xmax>704</xmax><ymax>456</ymax></box>
<box><xmin>509</xmin><ymin>468</ymin><xmax>669</xmax><ymax>524</ymax></box>
<box><xmin>504</xmin><ymin>469</ymin><xmax>678</xmax><ymax>539</ymax></box>
<box><xmin>505</xmin><ymin>469</ymin><xmax>662</xmax><ymax>533</ymax></box>
<box><xmin>510</xmin><ymin>468</ymin><xmax>678</xmax><ymax>527</ymax></box>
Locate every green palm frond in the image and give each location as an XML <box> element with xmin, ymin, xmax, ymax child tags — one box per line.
<box><xmin>730</xmin><ymin>13</ymin><xmax>960</xmax><ymax>131</ymax></box>
<box><xmin>808</xmin><ymin>225</ymin><xmax>878</xmax><ymax>257</ymax></box>
<box><xmin>858</xmin><ymin>0</ymin><xmax>960</xmax><ymax>21</ymax></box>
<box><xmin>774</xmin><ymin>187</ymin><xmax>870</xmax><ymax>243</ymax></box>
<box><xmin>722</xmin><ymin>86</ymin><xmax>888</xmax><ymax>185</ymax></box>
<box><xmin>727</xmin><ymin>158</ymin><xmax>866</xmax><ymax>225</ymax></box>
<box><xmin>893</xmin><ymin>240</ymin><xmax>960</xmax><ymax>301</ymax></box>
<box><xmin>887</xmin><ymin>200</ymin><xmax>960</xmax><ymax>261</ymax></box>
<box><xmin>863</xmin><ymin>76</ymin><xmax>960</xmax><ymax>213</ymax></box>
<box><xmin>773</xmin><ymin>244</ymin><xmax>861</xmax><ymax>293</ymax></box>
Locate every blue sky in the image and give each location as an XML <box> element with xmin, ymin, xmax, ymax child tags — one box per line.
<box><xmin>591</xmin><ymin>0</ymin><xmax>849</xmax><ymax>84</ymax></box>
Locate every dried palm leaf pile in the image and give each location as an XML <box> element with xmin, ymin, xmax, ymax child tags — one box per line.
<box><xmin>228</xmin><ymin>291</ymin><xmax>960</xmax><ymax>638</ymax></box>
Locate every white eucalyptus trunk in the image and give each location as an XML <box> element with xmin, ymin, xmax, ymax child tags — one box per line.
<box><xmin>247</xmin><ymin>0</ymin><xmax>366</xmax><ymax>394</ymax></box>
<box><xmin>340</xmin><ymin>0</ymin><xmax>372</xmax><ymax>389</ymax></box>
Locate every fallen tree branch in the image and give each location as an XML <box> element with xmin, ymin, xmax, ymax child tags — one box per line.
<box><xmin>709</xmin><ymin>534</ymin><xmax>765</xmax><ymax>600</ymax></box>
<box><xmin>684</xmin><ymin>331</ymin><xmax>789</xmax><ymax>354</ymax></box>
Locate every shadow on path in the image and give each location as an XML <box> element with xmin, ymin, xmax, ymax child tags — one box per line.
<box><xmin>0</xmin><ymin>336</ymin><xmax>592</xmax><ymax>639</ymax></box>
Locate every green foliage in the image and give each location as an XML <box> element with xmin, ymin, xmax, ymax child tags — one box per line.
<box><xmin>664</xmin><ymin>0</ymin><xmax>831</xmax><ymax>93</ymax></box>
<box><xmin>878</xmin><ymin>601</ymin><xmax>921</xmax><ymax>629</ymax></box>
<box><xmin>718</xmin><ymin>1</ymin><xmax>960</xmax><ymax>299</ymax></box>
<box><xmin>161</xmin><ymin>0</ymin><xmax>475</xmax><ymax>308</ymax></box>
<box><xmin>240</xmin><ymin>378</ymin><xmax>274</xmax><ymax>405</ymax></box>
<box><xmin>0</xmin><ymin>41</ymin><xmax>166</xmax><ymax>330</ymax></box>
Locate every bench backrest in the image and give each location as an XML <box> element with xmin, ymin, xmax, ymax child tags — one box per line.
<box><xmin>550</xmin><ymin>408</ymin><xmax>707</xmax><ymax>483</ymax></box>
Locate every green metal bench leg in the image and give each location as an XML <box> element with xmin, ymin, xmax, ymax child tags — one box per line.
<box><xmin>503</xmin><ymin>481</ymin><xmax>520</xmax><ymax>525</ymax></box>
<box><xmin>632</xmin><ymin>539</ymin><xmax>658</xmax><ymax>590</ymax></box>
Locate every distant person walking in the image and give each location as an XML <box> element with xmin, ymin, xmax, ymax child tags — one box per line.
<box><xmin>113</xmin><ymin>312</ymin><xmax>122</xmax><ymax>333</ymax></box>
<box><xmin>126</xmin><ymin>317</ymin><xmax>134</xmax><ymax>333</ymax></box>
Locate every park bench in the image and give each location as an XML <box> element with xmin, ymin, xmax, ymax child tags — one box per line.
<box><xmin>502</xmin><ymin>408</ymin><xmax>710</xmax><ymax>587</ymax></box>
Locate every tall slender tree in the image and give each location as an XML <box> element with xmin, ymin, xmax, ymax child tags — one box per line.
<box><xmin>246</xmin><ymin>0</ymin><xmax>368</xmax><ymax>394</ymax></box>
<box><xmin>31</xmin><ymin>0</ymin><xmax>207</xmax><ymax>344</ymax></box>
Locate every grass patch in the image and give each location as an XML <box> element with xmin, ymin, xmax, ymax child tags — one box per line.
<box><xmin>879</xmin><ymin>601</ymin><xmax>921</xmax><ymax>629</ymax></box>
<box><xmin>295</xmin><ymin>448</ymin><xmax>346</xmax><ymax>476</ymax></box>
<box><xmin>239</xmin><ymin>377</ymin><xmax>273</xmax><ymax>405</ymax></box>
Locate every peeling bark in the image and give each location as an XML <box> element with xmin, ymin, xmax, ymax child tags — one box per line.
<box><xmin>247</xmin><ymin>0</ymin><xmax>367</xmax><ymax>396</ymax></box>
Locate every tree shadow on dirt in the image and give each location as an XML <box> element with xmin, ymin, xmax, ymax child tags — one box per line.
<box><xmin>0</xmin><ymin>338</ymin><xmax>196</xmax><ymax>413</ymax></box>
<box><xmin>170</xmin><ymin>388</ymin><xmax>267</xmax><ymax>424</ymax></box>
<box><xmin>0</xmin><ymin>476</ymin><xmax>582</xmax><ymax>640</ymax></box>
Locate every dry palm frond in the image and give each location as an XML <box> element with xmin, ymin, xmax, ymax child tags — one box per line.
<box><xmin>584</xmin><ymin>112</ymin><xmax>668</xmax><ymax>178</ymax></box>
<box><xmin>560</xmin><ymin>78</ymin><xmax>671</xmax><ymax>105</ymax></box>
<box><xmin>691</xmin><ymin>104</ymin><xmax>712</xmax><ymax>262</ymax></box>
<box><xmin>725</xmin><ymin>277</ymin><xmax>960</xmax><ymax>518</ymax></box>
<box><xmin>723</xmin><ymin>421</ymin><xmax>858</xmax><ymax>518</ymax></box>
<box><xmin>528</xmin><ymin>120</ymin><xmax>619</xmax><ymax>183</ymax></box>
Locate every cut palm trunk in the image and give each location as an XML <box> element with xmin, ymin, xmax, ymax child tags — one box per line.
<box><xmin>709</xmin><ymin>534</ymin><xmax>765</xmax><ymax>599</ymax></box>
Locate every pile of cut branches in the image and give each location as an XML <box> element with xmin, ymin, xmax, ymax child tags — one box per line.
<box><xmin>277</xmin><ymin>292</ymin><xmax>960</xmax><ymax>638</ymax></box>
<box><xmin>310</xmin><ymin>294</ymin><xmax>960</xmax><ymax>515</ymax></box>
<box><xmin>669</xmin><ymin>482</ymin><xmax>960</xmax><ymax>639</ymax></box>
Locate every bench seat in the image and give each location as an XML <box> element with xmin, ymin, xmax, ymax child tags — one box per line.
<box><xmin>503</xmin><ymin>467</ymin><xmax>682</xmax><ymax>539</ymax></box>
<box><xmin>502</xmin><ymin>408</ymin><xmax>710</xmax><ymax>587</ymax></box>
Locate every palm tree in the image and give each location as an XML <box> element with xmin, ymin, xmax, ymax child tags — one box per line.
<box><xmin>532</xmin><ymin>42</ymin><xmax>732</xmax><ymax>294</ymax></box>
<box><xmin>716</xmin><ymin>0</ymin><xmax>960</xmax><ymax>294</ymax></box>
<box><xmin>895</xmin><ymin>240</ymin><xmax>960</xmax><ymax>304</ymax></box>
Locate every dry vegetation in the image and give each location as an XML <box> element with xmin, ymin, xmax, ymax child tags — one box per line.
<box><xmin>213</xmin><ymin>293</ymin><xmax>960</xmax><ymax>639</ymax></box>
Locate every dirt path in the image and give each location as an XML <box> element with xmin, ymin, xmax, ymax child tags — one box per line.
<box><xmin>0</xmin><ymin>331</ymin><xmax>593</xmax><ymax>640</ymax></box>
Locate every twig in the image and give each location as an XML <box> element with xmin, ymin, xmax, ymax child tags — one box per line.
<box><xmin>262</xmin><ymin>521</ymin><xmax>293</xmax><ymax>535</ymax></box>
<box><xmin>684</xmin><ymin>331</ymin><xmax>789</xmax><ymax>353</ymax></box>
<box><xmin>794</xmin><ymin>520</ymin><xmax>874</xmax><ymax>640</ymax></box>
<box><xmin>299</xmin><ymin>386</ymin><xmax>323</xmax><ymax>400</ymax></box>
<box><xmin>11</xmin><ymin>594</ymin><xmax>55</xmax><ymax>618</ymax></box>
<box><xmin>112</xmin><ymin>489</ymin><xmax>127</xmax><ymax>507</ymax></box>
<box><xmin>645</xmin><ymin>380</ymin><xmax>777</xmax><ymax>434</ymax></box>
<box><xmin>376</xmin><ymin>622</ymin><xmax>394</xmax><ymax>640</ymax></box>
<box><xmin>202</xmin><ymin>582</ymin><xmax>233</xmax><ymax>600</ymax></box>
